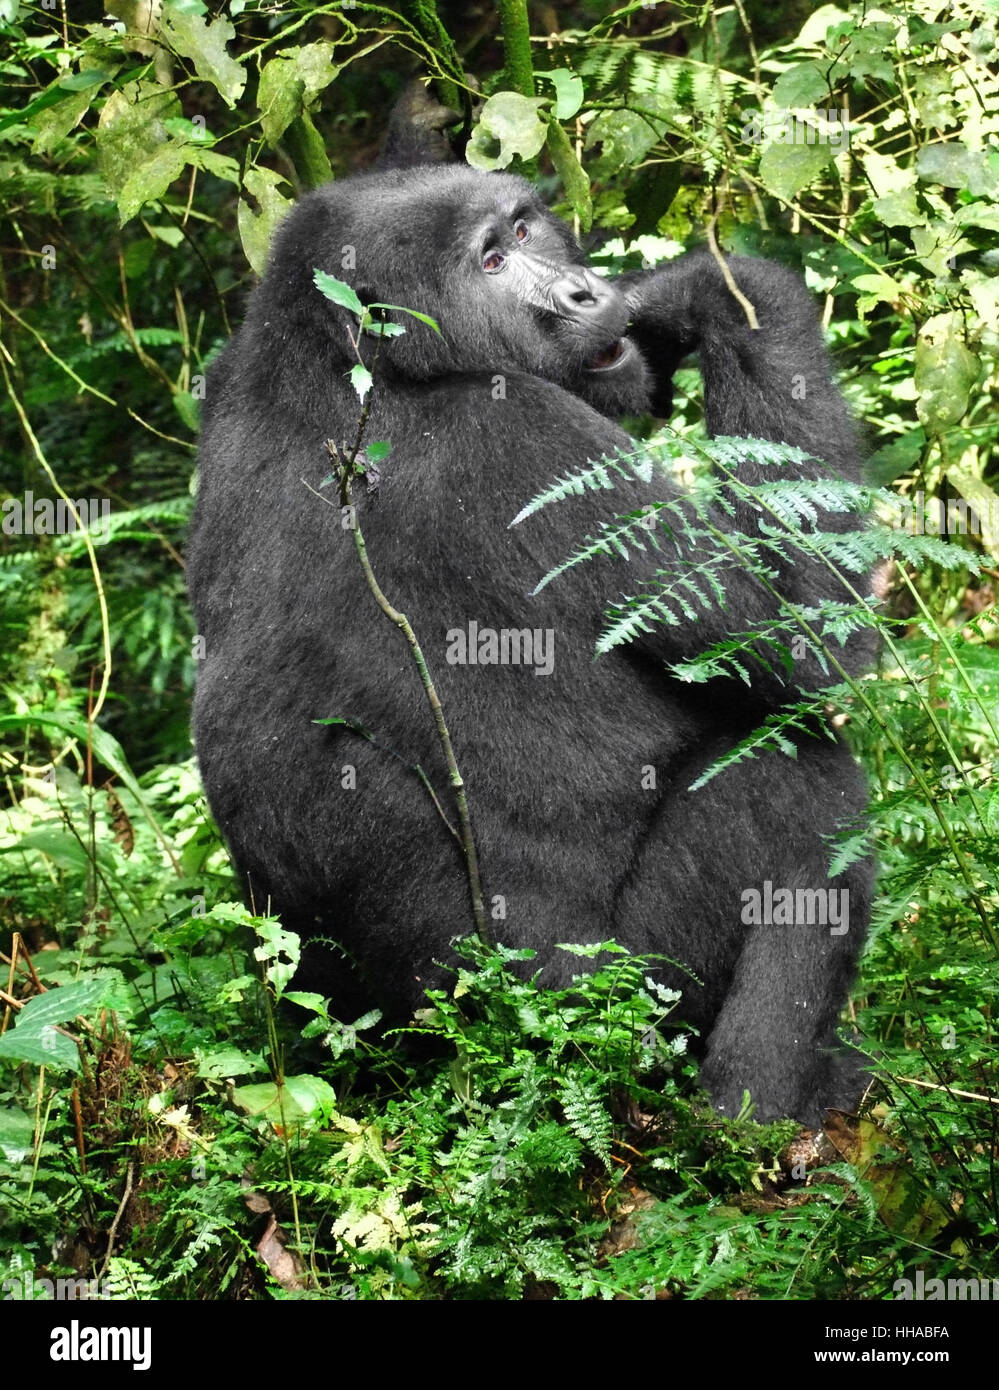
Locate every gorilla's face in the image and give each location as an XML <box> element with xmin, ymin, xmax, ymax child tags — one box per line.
<box><xmin>459</xmin><ymin>178</ymin><xmax>653</xmax><ymax>415</ymax></box>
<box><xmin>265</xmin><ymin>167</ymin><xmax>653</xmax><ymax>417</ymax></box>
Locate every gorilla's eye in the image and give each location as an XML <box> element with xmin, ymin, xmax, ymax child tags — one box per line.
<box><xmin>514</xmin><ymin>219</ymin><xmax>530</xmax><ymax>243</ymax></box>
<box><xmin>483</xmin><ymin>249</ymin><xmax>505</xmax><ymax>274</ymax></box>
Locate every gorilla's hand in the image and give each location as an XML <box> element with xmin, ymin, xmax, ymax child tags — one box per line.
<box><xmin>620</xmin><ymin>249</ymin><xmax>814</xmax><ymax>347</ymax></box>
<box><xmin>619</xmin><ymin>252</ymin><xmax>860</xmax><ymax>476</ymax></box>
<box><xmin>375</xmin><ymin>78</ymin><xmax>463</xmax><ymax>170</ymax></box>
<box><xmin>615</xmin><ymin>257</ymin><xmax>709</xmax><ymax>417</ymax></box>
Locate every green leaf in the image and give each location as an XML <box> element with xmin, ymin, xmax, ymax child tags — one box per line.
<box><xmin>946</xmin><ymin>468</ymin><xmax>999</xmax><ymax>560</ymax></box>
<box><xmin>1</xmin><ymin>826</ymin><xmax>92</xmax><ymax>870</ymax></box>
<box><xmin>281</xmin><ymin>991</ymin><xmax>329</xmax><ymax>1015</ymax></box>
<box><xmin>350</xmin><ymin>362</ymin><xmax>373</xmax><ymax>401</ymax></box>
<box><xmin>0</xmin><ymin>65</ymin><xmax>119</xmax><ymax>136</ymax></box>
<box><xmin>257</xmin><ymin>55</ymin><xmax>303</xmax><ymax>148</ymax></box>
<box><xmin>771</xmin><ymin>62</ymin><xmax>830</xmax><ymax>107</ymax></box>
<box><xmin>363</xmin><ymin>321</ymin><xmax>405</xmax><ymax>338</ymax></box>
<box><xmin>20</xmin><ymin>975</ymin><xmax>123</xmax><ymax>1029</ymax></box>
<box><xmin>625</xmin><ymin>162</ymin><xmax>684</xmax><ymax>237</ymax></box>
<box><xmin>196</xmin><ymin>148</ymin><xmax>239</xmax><ymax>184</ymax></box>
<box><xmin>0</xmin><ymin>711</ymin><xmax>172</xmax><ymax>854</ymax></box>
<box><xmin>586</xmin><ymin>108</ymin><xmax>662</xmax><ymax>174</ymax></box>
<box><xmin>370</xmin><ymin>302</ymin><xmax>441</xmax><ymax>333</ymax></box>
<box><xmin>161</xmin><ymin>8</ymin><xmax>246</xmax><ymax>108</ymax></box>
<box><xmin>314</xmin><ymin>269</ymin><xmax>364</xmax><ymax>315</ymax></box>
<box><xmin>466</xmin><ymin>91</ymin><xmax>548</xmax><ymax>170</ymax></box>
<box><xmin>863</xmin><ymin>153</ymin><xmax>924</xmax><ymax>229</ymax></box>
<box><xmin>366</xmin><ymin>441</ymin><xmax>392</xmax><ymax>462</ymax></box>
<box><xmin>850</xmin><ymin>271</ymin><xmax>903</xmax><ymax>312</ymax></box>
<box><xmin>257</xmin><ymin>41</ymin><xmax>340</xmax><ymax>147</ymax></box>
<box><xmin>231</xmin><ymin>1074</ymin><xmax>339</xmax><ymax>1126</ymax></box>
<box><xmin>545</xmin><ymin>118</ymin><xmax>592</xmax><ymax>231</ymax></box>
<box><xmin>173</xmin><ymin>389</ymin><xmax>201</xmax><ymax>433</ymax></box>
<box><xmin>865</xmin><ymin>429</ymin><xmax>926</xmax><ymax>486</ymax></box>
<box><xmin>286</xmin><ymin>41</ymin><xmax>339</xmax><ymax>103</ymax></box>
<box><xmin>538</xmin><ymin>67</ymin><xmax>584</xmax><ymax>120</ymax></box>
<box><xmin>0</xmin><ymin>1107</ymin><xmax>35</xmax><ymax>1163</ymax></box>
<box><xmin>915</xmin><ymin>314</ymin><xmax>980</xmax><ymax>433</ymax></box>
<box><xmin>238</xmin><ymin>166</ymin><xmax>293</xmax><ymax>274</ymax></box>
<box><xmin>96</xmin><ymin>82</ymin><xmax>182</xmax><ymax>198</ymax></box>
<box><xmin>759</xmin><ymin>141</ymin><xmax>830</xmax><ymax>202</ymax></box>
<box><xmin>0</xmin><ymin>1025</ymin><xmax>78</xmax><ymax>1071</ymax></box>
<box><xmin>917</xmin><ymin>142</ymin><xmax>998</xmax><ymax>197</ymax></box>
<box><xmin>282</xmin><ymin>111</ymin><xmax>332</xmax><ymax>188</ymax></box>
<box><xmin>0</xmin><ymin>976</ymin><xmax>121</xmax><ymax>1074</ymax></box>
<box><xmin>30</xmin><ymin>85</ymin><xmax>95</xmax><ymax>155</ymax></box>
<box><xmin>195</xmin><ymin>1047</ymin><xmax>263</xmax><ymax>1079</ymax></box>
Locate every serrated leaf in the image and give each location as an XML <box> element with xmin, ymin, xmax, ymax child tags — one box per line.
<box><xmin>350</xmin><ymin>362</ymin><xmax>373</xmax><ymax>401</ymax></box>
<box><xmin>314</xmin><ymin>268</ymin><xmax>363</xmax><ymax>315</ymax></box>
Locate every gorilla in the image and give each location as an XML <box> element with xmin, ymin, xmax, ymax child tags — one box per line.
<box><xmin>188</xmin><ymin>144</ymin><xmax>875</xmax><ymax>1124</ymax></box>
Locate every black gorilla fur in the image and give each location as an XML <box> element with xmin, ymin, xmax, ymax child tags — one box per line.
<box><xmin>188</xmin><ymin>161</ymin><xmax>875</xmax><ymax>1124</ymax></box>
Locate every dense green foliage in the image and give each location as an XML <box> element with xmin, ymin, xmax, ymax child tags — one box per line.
<box><xmin>1</xmin><ymin>0</ymin><xmax>997</xmax><ymax>1301</ymax></box>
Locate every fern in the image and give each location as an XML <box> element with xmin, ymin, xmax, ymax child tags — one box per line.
<box><xmin>595</xmin><ymin>551</ymin><xmax>739</xmax><ymax>654</ymax></box>
<box><xmin>74</xmin><ymin>328</ymin><xmax>186</xmax><ymax>361</ymax></box>
<box><xmin>103</xmin><ymin>1258</ymin><xmax>158</xmax><ymax>1300</ymax></box>
<box><xmin>509</xmin><ymin>445</ymin><xmax>662</xmax><ymax>525</ymax></box>
<box><xmin>572</xmin><ymin>43</ymin><xmax>743</xmax><ymax>119</ymax></box>
<box><xmin>557</xmin><ymin>1072</ymin><xmax>613</xmax><ymax>1169</ymax></box>
<box><xmin>664</xmin><ymin>600</ymin><xmax>881</xmax><ymax>685</ymax></box>
<box><xmin>688</xmin><ymin>702</ymin><xmax>836</xmax><ymax>791</ymax></box>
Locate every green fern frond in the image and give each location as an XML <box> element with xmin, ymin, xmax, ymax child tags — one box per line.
<box><xmin>510</xmin><ymin>443</ymin><xmax>682</xmax><ymax>526</ymax></box>
<box><xmin>557</xmin><ymin>1072</ymin><xmax>612</xmax><ymax>1169</ymax></box>
<box><xmin>530</xmin><ymin>506</ymin><xmax>676</xmax><ymax>594</ymax></box>
<box><xmin>688</xmin><ymin>702</ymin><xmax>834</xmax><ymax>790</ymax></box>
<box><xmin>596</xmin><ymin>552</ymin><xmax>736</xmax><ymax>654</ymax></box>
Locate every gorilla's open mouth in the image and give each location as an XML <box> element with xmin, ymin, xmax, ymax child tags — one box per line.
<box><xmin>585</xmin><ymin>338</ymin><xmax>628</xmax><ymax>372</ymax></box>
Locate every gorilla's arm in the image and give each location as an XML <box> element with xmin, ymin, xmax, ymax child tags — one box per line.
<box><xmin>620</xmin><ymin>250</ymin><xmax>860</xmax><ymax>477</ymax></box>
<box><xmin>535</xmin><ymin>254</ymin><xmax>873</xmax><ymax>699</ymax></box>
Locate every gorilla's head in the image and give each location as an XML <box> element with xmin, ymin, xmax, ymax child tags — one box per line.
<box><xmin>250</xmin><ymin>166</ymin><xmax>653</xmax><ymax>417</ymax></box>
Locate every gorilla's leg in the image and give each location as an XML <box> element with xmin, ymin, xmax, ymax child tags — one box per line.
<box><xmin>614</xmin><ymin>733</ymin><xmax>870</xmax><ymax>1124</ymax></box>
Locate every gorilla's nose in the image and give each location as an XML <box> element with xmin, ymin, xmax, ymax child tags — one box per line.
<box><xmin>551</xmin><ymin>267</ymin><xmax>616</xmax><ymax>317</ymax></box>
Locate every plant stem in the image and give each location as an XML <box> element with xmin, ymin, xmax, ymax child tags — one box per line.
<box><xmin>498</xmin><ymin>0</ymin><xmax>534</xmax><ymax>96</ymax></box>
<box><xmin>402</xmin><ymin>1</ymin><xmax>464</xmax><ymax>110</ymax></box>
<box><xmin>303</xmin><ymin>330</ymin><xmax>489</xmax><ymax>943</ymax></box>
